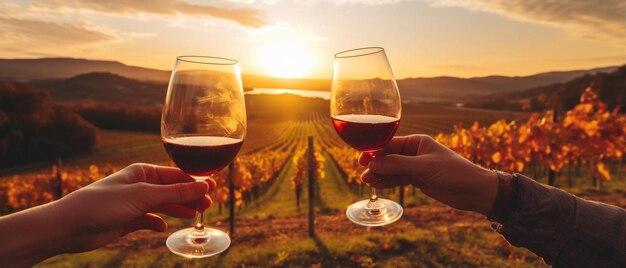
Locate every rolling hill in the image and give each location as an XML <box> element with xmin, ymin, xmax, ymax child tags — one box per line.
<box><xmin>470</xmin><ymin>66</ymin><xmax>626</xmax><ymax>113</ymax></box>
<box><xmin>0</xmin><ymin>58</ymin><xmax>170</xmax><ymax>82</ymax></box>
<box><xmin>47</xmin><ymin>72</ymin><xmax>167</xmax><ymax>106</ymax></box>
<box><xmin>0</xmin><ymin>57</ymin><xmax>619</xmax><ymax>104</ymax></box>
<box><xmin>0</xmin><ymin>57</ymin><xmax>330</xmax><ymax>91</ymax></box>
<box><xmin>396</xmin><ymin>66</ymin><xmax>618</xmax><ymax>103</ymax></box>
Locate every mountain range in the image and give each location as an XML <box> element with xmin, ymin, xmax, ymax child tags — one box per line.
<box><xmin>0</xmin><ymin>58</ymin><xmax>170</xmax><ymax>82</ymax></box>
<box><xmin>397</xmin><ymin>66</ymin><xmax>617</xmax><ymax>103</ymax></box>
<box><xmin>473</xmin><ymin>66</ymin><xmax>626</xmax><ymax>113</ymax></box>
<box><xmin>0</xmin><ymin>57</ymin><xmax>621</xmax><ymax>105</ymax></box>
<box><xmin>0</xmin><ymin>58</ymin><xmax>331</xmax><ymax>91</ymax></box>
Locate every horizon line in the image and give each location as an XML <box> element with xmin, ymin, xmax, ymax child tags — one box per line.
<box><xmin>1</xmin><ymin>56</ymin><xmax>623</xmax><ymax>80</ymax></box>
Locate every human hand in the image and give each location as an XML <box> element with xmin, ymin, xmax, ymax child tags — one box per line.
<box><xmin>55</xmin><ymin>163</ymin><xmax>215</xmax><ymax>253</ymax></box>
<box><xmin>359</xmin><ymin>135</ymin><xmax>498</xmax><ymax>215</ymax></box>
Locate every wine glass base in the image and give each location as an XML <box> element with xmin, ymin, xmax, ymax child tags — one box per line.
<box><xmin>166</xmin><ymin>227</ymin><xmax>231</xmax><ymax>258</ymax></box>
<box><xmin>346</xmin><ymin>198</ymin><xmax>403</xmax><ymax>227</ymax></box>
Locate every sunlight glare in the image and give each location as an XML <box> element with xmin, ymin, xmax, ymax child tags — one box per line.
<box><xmin>259</xmin><ymin>43</ymin><xmax>313</xmax><ymax>78</ymax></box>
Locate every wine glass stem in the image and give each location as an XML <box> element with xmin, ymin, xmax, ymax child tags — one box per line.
<box><xmin>365</xmin><ymin>151</ymin><xmax>384</xmax><ymax>215</ymax></box>
<box><xmin>192</xmin><ymin>175</ymin><xmax>211</xmax><ymax>236</ymax></box>
<box><xmin>366</xmin><ymin>151</ymin><xmax>380</xmax><ymax>202</ymax></box>
<box><xmin>194</xmin><ymin>211</ymin><xmax>205</xmax><ymax>235</ymax></box>
<box><xmin>370</xmin><ymin>187</ymin><xmax>378</xmax><ymax>202</ymax></box>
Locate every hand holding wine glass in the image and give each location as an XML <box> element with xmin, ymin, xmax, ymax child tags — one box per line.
<box><xmin>330</xmin><ymin>47</ymin><xmax>403</xmax><ymax>226</ymax></box>
<box><xmin>0</xmin><ymin>163</ymin><xmax>212</xmax><ymax>267</ymax></box>
<box><xmin>359</xmin><ymin>135</ymin><xmax>499</xmax><ymax>215</ymax></box>
<box><xmin>161</xmin><ymin>56</ymin><xmax>246</xmax><ymax>258</ymax></box>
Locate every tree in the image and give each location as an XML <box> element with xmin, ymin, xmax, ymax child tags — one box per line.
<box><xmin>0</xmin><ymin>82</ymin><xmax>99</xmax><ymax>167</ymax></box>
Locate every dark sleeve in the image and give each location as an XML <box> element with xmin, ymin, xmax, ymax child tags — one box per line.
<box><xmin>496</xmin><ymin>174</ymin><xmax>626</xmax><ymax>267</ymax></box>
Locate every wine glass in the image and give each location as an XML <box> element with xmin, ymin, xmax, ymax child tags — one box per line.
<box><xmin>161</xmin><ymin>56</ymin><xmax>246</xmax><ymax>258</ymax></box>
<box><xmin>330</xmin><ymin>47</ymin><xmax>403</xmax><ymax>226</ymax></box>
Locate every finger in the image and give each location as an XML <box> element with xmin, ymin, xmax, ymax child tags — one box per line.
<box><xmin>383</xmin><ymin>135</ymin><xmax>433</xmax><ymax>156</ymax></box>
<box><xmin>368</xmin><ymin>178</ymin><xmax>408</xmax><ymax>189</ymax></box>
<box><xmin>382</xmin><ymin>136</ymin><xmax>413</xmax><ymax>155</ymax></box>
<box><xmin>357</xmin><ymin>135</ymin><xmax>427</xmax><ymax>167</ymax></box>
<box><xmin>185</xmin><ymin>195</ymin><xmax>213</xmax><ymax>211</ymax></box>
<box><xmin>361</xmin><ymin>169</ymin><xmax>409</xmax><ymax>189</ymax></box>
<box><xmin>359</xmin><ymin>152</ymin><xmax>373</xmax><ymax>167</ymax></box>
<box><xmin>122</xmin><ymin>213</ymin><xmax>166</xmax><ymax>235</ymax></box>
<box><xmin>140</xmin><ymin>164</ymin><xmax>195</xmax><ymax>185</ymax></box>
<box><xmin>204</xmin><ymin>178</ymin><xmax>217</xmax><ymax>193</ymax></box>
<box><xmin>361</xmin><ymin>168</ymin><xmax>381</xmax><ymax>184</ymax></box>
<box><xmin>152</xmin><ymin>194</ymin><xmax>212</xmax><ymax>217</ymax></box>
<box><xmin>145</xmin><ymin>181</ymin><xmax>209</xmax><ymax>206</ymax></box>
<box><xmin>369</xmin><ymin>154</ymin><xmax>426</xmax><ymax>176</ymax></box>
<box><xmin>370</xmin><ymin>150</ymin><xmax>386</xmax><ymax>159</ymax></box>
<box><xmin>152</xmin><ymin>204</ymin><xmax>198</xmax><ymax>218</ymax></box>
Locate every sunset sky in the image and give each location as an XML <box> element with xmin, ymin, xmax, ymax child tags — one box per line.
<box><xmin>0</xmin><ymin>0</ymin><xmax>624</xmax><ymax>79</ymax></box>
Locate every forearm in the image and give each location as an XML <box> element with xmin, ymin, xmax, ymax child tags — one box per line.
<box><xmin>553</xmin><ymin>194</ymin><xmax>626</xmax><ymax>266</ymax></box>
<box><xmin>0</xmin><ymin>201</ymin><xmax>75</xmax><ymax>267</ymax></box>
<box><xmin>496</xmin><ymin>174</ymin><xmax>626</xmax><ymax>266</ymax></box>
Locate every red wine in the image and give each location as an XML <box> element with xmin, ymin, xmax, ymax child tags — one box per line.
<box><xmin>163</xmin><ymin>136</ymin><xmax>243</xmax><ymax>178</ymax></box>
<box><xmin>332</xmin><ymin>114</ymin><xmax>399</xmax><ymax>152</ymax></box>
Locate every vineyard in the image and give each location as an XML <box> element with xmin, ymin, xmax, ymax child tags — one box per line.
<box><xmin>0</xmin><ymin>93</ymin><xmax>624</xmax><ymax>267</ymax></box>
<box><xmin>436</xmin><ymin>88</ymin><xmax>626</xmax><ymax>188</ymax></box>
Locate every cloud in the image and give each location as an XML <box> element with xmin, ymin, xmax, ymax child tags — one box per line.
<box><xmin>226</xmin><ymin>0</ymin><xmax>283</xmax><ymax>4</ymax></box>
<box><xmin>424</xmin><ymin>0</ymin><xmax>626</xmax><ymax>44</ymax></box>
<box><xmin>30</xmin><ymin>0</ymin><xmax>267</xmax><ymax>28</ymax></box>
<box><xmin>333</xmin><ymin>0</ymin><xmax>408</xmax><ymax>4</ymax></box>
<box><xmin>225</xmin><ymin>0</ymin><xmax>410</xmax><ymax>5</ymax></box>
<box><xmin>0</xmin><ymin>16</ymin><xmax>115</xmax><ymax>51</ymax></box>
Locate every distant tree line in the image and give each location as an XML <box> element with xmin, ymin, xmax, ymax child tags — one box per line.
<box><xmin>0</xmin><ymin>82</ymin><xmax>99</xmax><ymax>167</ymax></box>
<box><xmin>59</xmin><ymin>101</ymin><xmax>161</xmax><ymax>133</ymax></box>
<box><xmin>469</xmin><ymin>65</ymin><xmax>626</xmax><ymax>113</ymax></box>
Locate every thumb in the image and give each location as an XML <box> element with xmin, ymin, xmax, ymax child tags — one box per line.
<box><xmin>147</xmin><ymin>181</ymin><xmax>209</xmax><ymax>206</ymax></box>
<box><xmin>369</xmin><ymin>154</ymin><xmax>422</xmax><ymax>176</ymax></box>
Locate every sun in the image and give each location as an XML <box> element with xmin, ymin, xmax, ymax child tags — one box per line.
<box><xmin>259</xmin><ymin>42</ymin><xmax>314</xmax><ymax>78</ymax></box>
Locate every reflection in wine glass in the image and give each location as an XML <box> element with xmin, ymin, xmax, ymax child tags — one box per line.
<box><xmin>330</xmin><ymin>47</ymin><xmax>403</xmax><ymax>227</ymax></box>
<box><xmin>161</xmin><ymin>56</ymin><xmax>246</xmax><ymax>258</ymax></box>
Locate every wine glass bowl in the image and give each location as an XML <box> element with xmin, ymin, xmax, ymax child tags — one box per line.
<box><xmin>330</xmin><ymin>47</ymin><xmax>403</xmax><ymax>227</ymax></box>
<box><xmin>162</xmin><ymin>136</ymin><xmax>243</xmax><ymax>179</ymax></box>
<box><xmin>161</xmin><ymin>56</ymin><xmax>246</xmax><ymax>258</ymax></box>
<box><xmin>331</xmin><ymin>114</ymin><xmax>399</xmax><ymax>152</ymax></box>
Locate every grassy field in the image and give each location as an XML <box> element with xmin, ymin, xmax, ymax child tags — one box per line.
<box><xmin>41</xmin><ymin>203</ymin><xmax>553</xmax><ymax>268</ymax></box>
<box><xmin>2</xmin><ymin>94</ymin><xmax>624</xmax><ymax>267</ymax></box>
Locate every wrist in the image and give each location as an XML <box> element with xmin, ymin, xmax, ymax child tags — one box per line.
<box><xmin>48</xmin><ymin>198</ymin><xmax>81</xmax><ymax>251</ymax></box>
<box><xmin>472</xmin><ymin>168</ymin><xmax>499</xmax><ymax>215</ymax></box>
<box><xmin>32</xmin><ymin>200</ymin><xmax>79</xmax><ymax>261</ymax></box>
<box><xmin>487</xmin><ymin>171</ymin><xmax>518</xmax><ymax>223</ymax></box>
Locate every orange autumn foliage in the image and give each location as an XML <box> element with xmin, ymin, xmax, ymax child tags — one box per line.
<box><xmin>436</xmin><ymin>88</ymin><xmax>626</xmax><ymax>181</ymax></box>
